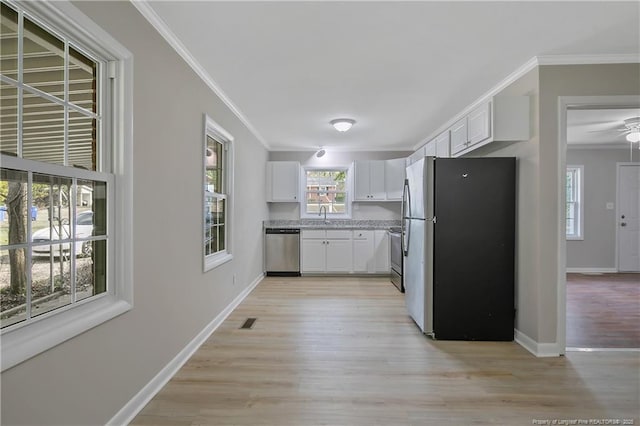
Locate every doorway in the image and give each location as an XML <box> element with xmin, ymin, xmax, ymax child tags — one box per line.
<box><xmin>558</xmin><ymin>96</ymin><xmax>640</xmax><ymax>352</ymax></box>
<box><xmin>617</xmin><ymin>163</ymin><xmax>640</xmax><ymax>272</ymax></box>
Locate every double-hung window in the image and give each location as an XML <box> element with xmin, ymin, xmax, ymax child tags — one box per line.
<box><xmin>0</xmin><ymin>0</ymin><xmax>132</xmax><ymax>371</ymax></box>
<box><xmin>566</xmin><ymin>165</ymin><xmax>584</xmax><ymax>240</ymax></box>
<box><xmin>303</xmin><ymin>168</ymin><xmax>350</xmax><ymax>218</ymax></box>
<box><xmin>204</xmin><ymin>114</ymin><xmax>233</xmax><ymax>271</ymax></box>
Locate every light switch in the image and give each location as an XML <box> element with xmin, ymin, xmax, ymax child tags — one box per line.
<box><xmin>606</xmin><ymin>202</ymin><xmax>614</xmax><ymax>210</ymax></box>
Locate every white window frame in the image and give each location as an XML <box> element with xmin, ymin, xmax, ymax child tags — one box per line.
<box><xmin>566</xmin><ymin>165</ymin><xmax>584</xmax><ymax>241</ymax></box>
<box><xmin>300</xmin><ymin>166</ymin><xmax>351</xmax><ymax>219</ymax></box>
<box><xmin>0</xmin><ymin>0</ymin><xmax>133</xmax><ymax>372</ymax></box>
<box><xmin>203</xmin><ymin>114</ymin><xmax>233</xmax><ymax>272</ymax></box>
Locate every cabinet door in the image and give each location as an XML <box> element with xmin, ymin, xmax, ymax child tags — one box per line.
<box><xmin>301</xmin><ymin>239</ymin><xmax>326</xmax><ymax>272</ymax></box>
<box><xmin>424</xmin><ymin>140</ymin><xmax>436</xmax><ymax>157</ymax></box>
<box><xmin>434</xmin><ymin>131</ymin><xmax>450</xmax><ymax>158</ymax></box>
<box><xmin>450</xmin><ymin>117</ymin><xmax>468</xmax><ymax>155</ymax></box>
<box><xmin>353</xmin><ymin>231</ymin><xmax>374</xmax><ymax>272</ymax></box>
<box><xmin>385</xmin><ymin>158</ymin><xmax>405</xmax><ymax>201</ymax></box>
<box><xmin>269</xmin><ymin>161</ymin><xmax>299</xmax><ymax>201</ymax></box>
<box><xmin>373</xmin><ymin>230</ymin><xmax>390</xmax><ymax>272</ymax></box>
<box><xmin>354</xmin><ymin>161</ymin><xmax>371</xmax><ymax>201</ymax></box>
<box><xmin>325</xmin><ymin>239</ymin><xmax>353</xmax><ymax>272</ymax></box>
<box><xmin>369</xmin><ymin>161</ymin><xmax>386</xmax><ymax>200</ymax></box>
<box><xmin>467</xmin><ymin>102</ymin><xmax>491</xmax><ymax>146</ymax></box>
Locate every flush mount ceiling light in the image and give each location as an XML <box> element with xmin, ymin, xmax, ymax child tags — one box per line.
<box><xmin>316</xmin><ymin>148</ymin><xmax>326</xmax><ymax>158</ymax></box>
<box><xmin>330</xmin><ymin>118</ymin><xmax>356</xmax><ymax>132</ymax></box>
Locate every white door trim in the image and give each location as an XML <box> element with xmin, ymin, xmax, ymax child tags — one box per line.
<box><xmin>557</xmin><ymin>95</ymin><xmax>640</xmax><ymax>356</ymax></box>
<box><xmin>616</xmin><ymin>162</ymin><xmax>640</xmax><ymax>272</ymax></box>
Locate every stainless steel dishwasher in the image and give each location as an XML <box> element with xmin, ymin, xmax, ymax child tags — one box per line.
<box><xmin>265</xmin><ymin>228</ymin><xmax>301</xmax><ymax>276</ymax></box>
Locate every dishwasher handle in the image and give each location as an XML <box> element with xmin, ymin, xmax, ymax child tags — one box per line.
<box><xmin>265</xmin><ymin>228</ymin><xmax>300</xmax><ymax>234</ymax></box>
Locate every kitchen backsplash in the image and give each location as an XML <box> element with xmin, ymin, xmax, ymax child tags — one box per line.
<box><xmin>267</xmin><ymin>202</ymin><xmax>401</xmax><ymax>221</ymax></box>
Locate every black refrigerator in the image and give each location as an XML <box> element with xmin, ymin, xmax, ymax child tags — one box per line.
<box><xmin>402</xmin><ymin>156</ymin><xmax>515</xmax><ymax>341</ymax></box>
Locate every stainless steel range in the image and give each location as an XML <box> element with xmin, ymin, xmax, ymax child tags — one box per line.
<box><xmin>388</xmin><ymin>227</ymin><xmax>403</xmax><ymax>292</ymax></box>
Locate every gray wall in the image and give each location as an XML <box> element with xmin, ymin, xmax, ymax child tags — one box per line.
<box><xmin>268</xmin><ymin>150</ymin><xmax>411</xmax><ymax>220</ymax></box>
<box><xmin>537</xmin><ymin>63</ymin><xmax>640</xmax><ymax>343</ymax></box>
<box><xmin>468</xmin><ymin>67</ymin><xmax>541</xmax><ymax>343</ymax></box>
<box><xmin>0</xmin><ymin>2</ymin><xmax>269</xmax><ymax>425</ymax></box>
<box><xmin>470</xmin><ymin>63</ymin><xmax>640</xmax><ymax>345</ymax></box>
<box><xmin>566</xmin><ymin>147</ymin><xmax>634</xmax><ymax>269</ymax></box>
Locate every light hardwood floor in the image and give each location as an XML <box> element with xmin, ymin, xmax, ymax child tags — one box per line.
<box><xmin>566</xmin><ymin>273</ymin><xmax>640</xmax><ymax>348</ymax></box>
<box><xmin>132</xmin><ymin>277</ymin><xmax>640</xmax><ymax>425</ymax></box>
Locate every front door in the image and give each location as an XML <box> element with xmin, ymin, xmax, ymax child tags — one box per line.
<box><xmin>618</xmin><ymin>163</ymin><xmax>640</xmax><ymax>272</ymax></box>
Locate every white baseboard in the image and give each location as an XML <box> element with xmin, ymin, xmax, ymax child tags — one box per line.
<box><xmin>566</xmin><ymin>267</ymin><xmax>617</xmax><ymax>274</ymax></box>
<box><xmin>514</xmin><ymin>329</ymin><xmax>561</xmax><ymax>357</ymax></box>
<box><xmin>107</xmin><ymin>273</ymin><xmax>264</xmax><ymax>426</ymax></box>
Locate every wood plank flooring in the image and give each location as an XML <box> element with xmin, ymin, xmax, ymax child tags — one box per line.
<box><xmin>132</xmin><ymin>277</ymin><xmax>639</xmax><ymax>426</ymax></box>
<box><xmin>566</xmin><ymin>273</ymin><xmax>640</xmax><ymax>348</ymax></box>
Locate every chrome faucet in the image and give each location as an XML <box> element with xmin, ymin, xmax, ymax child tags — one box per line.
<box><xmin>319</xmin><ymin>205</ymin><xmax>328</xmax><ymax>223</ymax></box>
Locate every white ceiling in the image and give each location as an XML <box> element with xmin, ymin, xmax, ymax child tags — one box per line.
<box><xmin>142</xmin><ymin>1</ymin><xmax>640</xmax><ymax>152</ymax></box>
<box><xmin>567</xmin><ymin>108</ymin><xmax>640</xmax><ymax>148</ymax></box>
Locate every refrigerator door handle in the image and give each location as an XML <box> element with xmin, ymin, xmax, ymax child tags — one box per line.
<box><xmin>403</xmin><ymin>219</ymin><xmax>411</xmax><ymax>257</ymax></box>
<box><xmin>401</xmin><ymin>179</ymin><xmax>411</xmax><ymax>256</ymax></box>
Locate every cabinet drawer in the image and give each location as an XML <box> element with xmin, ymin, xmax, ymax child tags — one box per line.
<box><xmin>302</xmin><ymin>230</ymin><xmax>326</xmax><ymax>239</ymax></box>
<box><xmin>352</xmin><ymin>230</ymin><xmax>373</xmax><ymax>240</ymax></box>
<box><xmin>326</xmin><ymin>230</ymin><xmax>352</xmax><ymax>239</ymax></box>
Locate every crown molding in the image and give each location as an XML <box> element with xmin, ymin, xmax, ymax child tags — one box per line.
<box><xmin>412</xmin><ymin>54</ymin><xmax>640</xmax><ymax>151</ymax></box>
<box><xmin>131</xmin><ymin>1</ymin><xmax>270</xmax><ymax>150</ymax></box>
<box><xmin>537</xmin><ymin>54</ymin><xmax>640</xmax><ymax>65</ymax></box>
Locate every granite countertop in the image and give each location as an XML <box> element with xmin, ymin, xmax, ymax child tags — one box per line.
<box><xmin>263</xmin><ymin>219</ymin><xmax>401</xmax><ymax>230</ymax></box>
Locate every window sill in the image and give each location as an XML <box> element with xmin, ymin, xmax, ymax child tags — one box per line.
<box><xmin>204</xmin><ymin>253</ymin><xmax>233</xmax><ymax>272</ymax></box>
<box><xmin>1</xmin><ymin>295</ymin><xmax>132</xmax><ymax>372</ymax></box>
<box><xmin>566</xmin><ymin>236</ymin><xmax>584</xmax><ymax>241</ymax></box>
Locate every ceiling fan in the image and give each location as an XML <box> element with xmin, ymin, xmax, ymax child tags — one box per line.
<box><xmin>588</xmin><ymin>116</ymin><xmax>640</xmax><ymax>143</ymax></box>
<box><xmin>619</xmin><ymin>117</ymin><xmax>640</xmax><ymax>143</ymax></box>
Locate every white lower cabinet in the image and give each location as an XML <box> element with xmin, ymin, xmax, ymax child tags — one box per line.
<box><xmin>353</xmin><ymin>231</ymin><xmax>375</xmax><ymax>272</ymax></box>
<box><xmin>301</xmin><ymin>230</ymin><xmax>352</xmax><ymax>273</ymax></box>
<box><xmin>373</xmin><ymin>230</ymin><xmax>390</xmax><ymax>273</ymax></box>
<box><xmin>302</xmin><ymin>229</ymin><xmax>390</xmax><ymax>274</ymax></box>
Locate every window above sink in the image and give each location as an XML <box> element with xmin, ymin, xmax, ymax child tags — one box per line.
<box><xmin>301</xmin><ymin>167</ymin><xmax>351</xmax><ymax>219</ymax></box>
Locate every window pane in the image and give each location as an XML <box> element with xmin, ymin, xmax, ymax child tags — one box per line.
<box><xmin>69</xmin><ymin>110</ymin><xmax>96</xmax><ymax>170</ymax></box>
<box><xmin>305</xmin><ymin>170</ymin><xmax>346</xmax><ymax>192</ymax></box>
<box><xmin>76</xmin><ymin>239</ymin><xmax>106</xmax><ymax>301</ymax></box>
<box><xmin>23</xmin><ymin>18</ymin><xmax>65</xmax><ymax>100</ymax></box>
<box><xmin>30</xmin><ymin>248</ymin><xmax>72</xmax><ymax>318</ymax></box>
<box><xmin>77</xmin><ymin>179</ymin><xmax>105</xmax><ymax>237</ymax></box>
<box><xmin>31</xmin><ymin>173</ymin><xmax>72</xmax><ymax>244</ymax></box>
<box><xmin>0</xmin><ymin>81</ymin><xmax>18</xmax><ymax>155</ymax></box>
<box><xmin>0</xmin><ymin>3</ymin><xmax>18</xmax><ymax>80</ymax></box>
<box><xmin>0</xmin><ymin>248</ymin><xmax>28</xmax><ymax>328</ymax></box>
<box><xmin>22</xmin><ymin>92</ymin><xmax>65</xmax><ymax>165</ymax></box>
<box><xmin>68</xmin><ymin>46</ymin><xmax>97</xmax><ymax>113</ymax></box>
<box><xmin>205</xmin><ymin>136</ymin><xmax>223</xmax><ymax>193</ymax></box>
<box><xmin>205</xmin><ymin>197</ymin><xmax>225</xmax><ymax>256</ymax></box>
<box><xmin>0</xmin><ymin>168</ymin><xmax>29</xmax><ymax>246</ymax></box>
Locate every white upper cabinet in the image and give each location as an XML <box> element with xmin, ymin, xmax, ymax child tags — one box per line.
<box><xmin>406</xmin><ymin>146</ymin><xmax>426</xmax><ymax>166</ymax></box>
<box><xmin>266</xmin><ymin>161</ymin><xmax>299</xmax><ymax>202</ymax></box>
<box><xmin>385</xmin><ymin>158</ymin><xmax>405</xmax><ymax>200</ymax></box>
<box><xmin>434</xmin><ymin>130</ymin><xmax>450</xmax><ymax>158</ymax></box>
<box><xmin>449</xmin><ymin>117</ymin><xmax>468</xmax><ymax>155</ymax></box>
<box><xmin>423</xmin><ymin>130</ymin><xmax>451</xmax><ymax>159</ymax></box>
<box><xmin>354</xmin><ymin>160</ymin><xmax>386</xmax><ymax>201</ymax></box>
<box><xmin>467</xmin><ymin>102</ymin><xmax>491</xmax><ymax>145</ymax></box>
<box><xmin>424</xmin><ymin>140</ymin><xmax>437</xmax><ymax>157</ymax></box>
<box><xmin>450</xmin><ymin>96</ymin><xmax>530</xmax><ymax>156</ymax></box>
<box><xmin>355</xmin><ymin>159</ymin><xmax>405</xmax><ymax>201</ymax></box>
